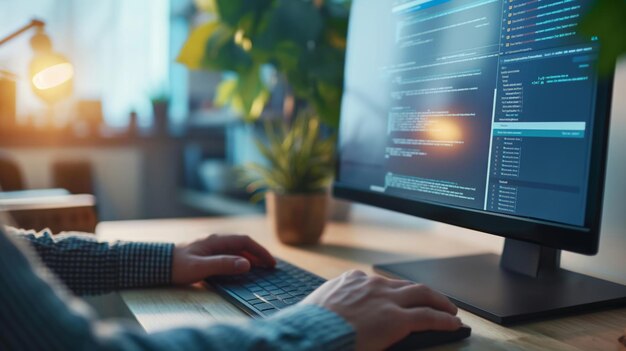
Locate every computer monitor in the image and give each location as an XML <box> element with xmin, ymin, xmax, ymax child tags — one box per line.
<box><xmin>334</xmin><ymin>0</ymin><xmax>626</xmax><ymax>324</ymax></box>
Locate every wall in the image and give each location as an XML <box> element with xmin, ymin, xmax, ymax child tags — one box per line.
<box><xmin>602</xmin><ymin>58</ymin><xmax>626</xmax><ymax>236</ymax></box>
<box><xmin>0</xmin><ymin>147</ymin><xmax>143</xmax><ymax>220</ymax></box>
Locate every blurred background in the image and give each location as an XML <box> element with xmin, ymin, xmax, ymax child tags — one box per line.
<box><xmin>0</xmin><ymin>0</ymin><xmax>289</xmax><ymax>224</ymax></box>
<box><xmin>0</xmin><ymin>0</ymin><xmax>624</xmax><ymax>239</ymax></box>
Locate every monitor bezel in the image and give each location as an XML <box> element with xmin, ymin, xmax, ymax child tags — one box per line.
<box><xmin>333</xmin><ymin>42</ymin><xmax>615</xmax><ymax>256</ymax></box>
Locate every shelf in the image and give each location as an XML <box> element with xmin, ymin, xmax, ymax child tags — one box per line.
<box><xmin>179</xmin><ymin>189</ymin><xmax>263</xmax><ymax>216</ymax></box>
<box><xmin>0</xmin><ymin>130</ymin><xmax>225</xmax><ymax>148</ymax></box>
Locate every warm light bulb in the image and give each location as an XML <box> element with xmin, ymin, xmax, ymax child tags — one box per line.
<box><xmin>32</xmin><ymin>63</ymin><xmax>74</xmax><ymax>90</ymax></box>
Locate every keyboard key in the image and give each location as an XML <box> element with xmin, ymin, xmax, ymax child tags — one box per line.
<box><xmin>283</xmin><ymin>298</ymin><xmax>298</xmax><ymax>305</ymax></box>
<box><xmin>270</xmin><ymin>300</ymin><xmax>288</xmax><ymax>309</ymax></box>
<box><xmin>253</xmin><ymin>302</ymin><xmax>274</xmax><ymax>310</ymax></box>
<box><xmin>263</xmin><ymin>309</ymin><xmax>279</xmax><ymax>316</ymax></box>
<box><xmin>230</xmin><ymin>288</ymin><xmax>257</xmax><ymax>301</ymax></box>
<box><xmin>208</xmin><ymin>258</ymin><xmax>326</xmax><ymax>316</ymax></box>
<box><xmin>259</xmin><ymin>305</ymin><xmax>276</xmax><ymax>313</ymax></box>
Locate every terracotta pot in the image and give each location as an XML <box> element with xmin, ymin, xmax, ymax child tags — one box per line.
<box><xmin>265</xmin><ymin>192</ymin><xmax>328</xmax><ymax>246</ymax></box>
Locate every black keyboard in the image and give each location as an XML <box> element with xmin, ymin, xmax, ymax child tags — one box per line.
<box><xmin>206</xmin><ymin>258</ymin><xmax>326</xmax><ymax>318</ymax></box>
<box><xmin>208</xmin><ymin>259</ymin><xmax>472</xmax><ymax>350</ymax></box>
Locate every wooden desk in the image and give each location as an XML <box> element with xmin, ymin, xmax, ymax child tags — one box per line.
<box><xmin>97</xmin><ymin>215</ymin><xmax>626</xmax><ymax>351</ymax></box>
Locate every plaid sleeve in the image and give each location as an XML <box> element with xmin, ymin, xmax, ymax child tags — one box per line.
<box><xmin>1</xmin><ymin>226</ymin><xmax>356</xmax><ymax>351</ymax></box>
<box><xmin>6</xmin><ymin>227</ymin><xmax>173</xmax><ymax>296</ymax></box>
<box><xmin>118</xmin><ymin>241</ymin><xmax>173</xmax><ymax>290</ymax></box>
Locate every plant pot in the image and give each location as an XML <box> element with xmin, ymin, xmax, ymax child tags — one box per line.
<box><xmin>265</xmin><ymin>192</ymin><xmax>328</xmax><ymax>246</ymax></box>
<box><xmin>152</xmin><ymin>101</ymin><xmax>169</xmax><ymax>136</ymax></box>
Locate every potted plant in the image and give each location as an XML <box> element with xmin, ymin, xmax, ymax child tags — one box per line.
<box><xmin>176</xmin><ymin>0</ymin><xmax>351</xmax><ymax>238</ymax></box>
<box><xmin>242</xmin><ymin>113</ymin><xmax>335</xmax><ymax>245</ymax></box>
<box><xmin>150</xmin><ymin>93</ymin><xmax>170</xmax><ymax>136</ymax></box>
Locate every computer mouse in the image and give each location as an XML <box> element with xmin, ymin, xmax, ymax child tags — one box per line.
<box><xmin>387</xmin><ymin>325</ymin><xmax>471</xmax><ymax>351</ymax></box>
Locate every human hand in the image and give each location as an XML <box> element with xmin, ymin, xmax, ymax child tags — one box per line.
<box><xmin>302</xmin><ymin>270</ymin><xmax>461</xmax><ymax>351</ymax></box>
<box><xmin>171</xmin><ymin>234</ymin><xmax>276</xmax><ymax>285</ymax></box>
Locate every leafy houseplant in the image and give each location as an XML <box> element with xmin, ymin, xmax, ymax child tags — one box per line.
<box><xmin>177</xmin><ymin>0</ymin><xmax>349</xmax><ymax>244</ymax></box>
<box><xmin>243</xmin><ymin>114</ymin><xmax>336</xmax><ymax>245</ymax></box>
<box><xmin>177</xmin><ymin>0</ymin><xmax>350</xmax><ymax>127</ymax></box>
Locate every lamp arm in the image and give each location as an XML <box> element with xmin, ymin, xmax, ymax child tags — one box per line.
<box><xmin>0</xmin><ymin>19</ymin><xmax>45</xmax><ymax>48</ymax></box>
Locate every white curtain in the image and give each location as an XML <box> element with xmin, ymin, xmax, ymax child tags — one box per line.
<box><xmin>0</xmin><ymin>0</ymin><xmax>170</xmax><ymax>128</ymax></box>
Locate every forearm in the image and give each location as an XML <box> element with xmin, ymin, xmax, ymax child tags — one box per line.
<box><xmin>6</xmin><ymin>226</ymin><xmax>173</xmax><ymax>295</ymax></box>
<box><xmin>96</xmin><ymin>305</ymin><xmax>353</xmax><ymax>351</ymax></box>
<box><xmin>0</xmin><ymin>228</ymin><xmax>355</xmax><ymax>351</ymax></box>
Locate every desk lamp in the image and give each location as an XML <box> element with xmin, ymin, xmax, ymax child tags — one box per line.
<box><xmin>0</xmin><ymin>19</ymin><xmax>73</xmax><ymax>104</ymax></box>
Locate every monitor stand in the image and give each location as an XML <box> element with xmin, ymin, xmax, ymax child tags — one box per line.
<box><xmin>374</xmin><ymin>238</ymin><xmax>626</xmax><ymax>325</ymax></box>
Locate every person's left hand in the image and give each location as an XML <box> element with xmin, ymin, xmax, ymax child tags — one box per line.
<box><xmin>171</xmin><ymin>234</ymin><xmax>276</xmax><ymax>285</ymax></box>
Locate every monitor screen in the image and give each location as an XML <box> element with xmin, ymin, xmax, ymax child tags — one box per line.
<box><xmin>337</xmin><ymin>0</ymin><xmax>602</xmax><ymax>227</ymax></box>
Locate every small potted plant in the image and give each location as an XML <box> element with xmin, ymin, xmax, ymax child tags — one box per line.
<box><xmin>242</xmin><ymin>113</ymin><xmax>335</xmax><ymax>245</ymax></box>
<box><xmin>150</xmin><ymin>93</ymin><xmax>170</xmax><ymax>136</ymax></box>
<box><xmin>176</xmin><ymin>0</ymin><xmax>352</xmax><ymax>225</ymax></box>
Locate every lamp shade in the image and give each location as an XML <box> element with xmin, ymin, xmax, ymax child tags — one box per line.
<box><xmin>0</xmin><ymin>20</ymin><xmax>74</xmax><ymax>105</ymax></box>
<box><xmin>29</xmin><ymin>51</ymin><xmax>73</xmax><ymax>104</ymax></box>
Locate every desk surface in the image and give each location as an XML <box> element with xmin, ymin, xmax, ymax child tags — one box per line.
<box><xmin>97</xmin><ymin>215</ymin><xmax>626</xmax><ymax>351</ymax></box>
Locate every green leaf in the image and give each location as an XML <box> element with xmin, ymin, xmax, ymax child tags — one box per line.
<box><xmin>180</xmin><ymin>0</ymin><xmax>352</xmax><ymax>127</ymax></box>
<box><xmin>271</xmin><ymin>41</ymin><xmax>301</xmax><ymax>72</ymax></box>
<box><xmin>237</xmin><ymin>67</ymin><xmax>270</xmax><ymax>120</ymax></box>
<box><xmin>176</xmin><ymin>21</ymin><xmax>220</xmax><ymax>69</ymax></box>
<box><xmin>249</xmin><ymin>191</ymin><xmax>267</xmax><ymax>203</ymax></box>
<box><xmin>213</xmin><ymin>69</ymin><xmax>270</xmax><ymax>121</ymax></box>
<box><xmin>194</xmin><ymin>0</ymin><xmax>217</xmax><ymax>12</ymax></box>
<box><xmin>241</xmin><ymin>113</ymin><xmax>336</xmax><ymax>194</ymax></box>
<box><xmin>202</xmin><ymin>25</ymin><xmax>253</xmax><ymax>71</ymax></box>
<box><xmin>214</xmin><ymin>78</ymin><xmax>238</xmax><ymax>107</ymax></box>
<box><xmin>579</xmin><ymin>0</ymin><xmax>626</xmax><ymax>75</ymax></box>
<box><xmin>214</xmin><ymin>0</ymin><xmax>274</xmax><ymax>29</ymax></box>
<box><xmin>257</xmin><ymin>0</ymin><xmax>324</xmax><ymax>47</ymax></box>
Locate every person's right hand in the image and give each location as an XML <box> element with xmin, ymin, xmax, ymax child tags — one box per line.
<box><xmin>301</xmin><ymin>270</ymin><xmax>462</xmax><ymax>351</ymax></box>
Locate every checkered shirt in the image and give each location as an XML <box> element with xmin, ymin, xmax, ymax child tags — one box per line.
<box><xmin>0</xmin><ymin>226</ymin><xmax>355</xmax><ymax>350</ymax></box>
<box><xmin>5</xmin><ymin>226</ymin><xmax>173</xmax><ymax>296</ymax></box>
